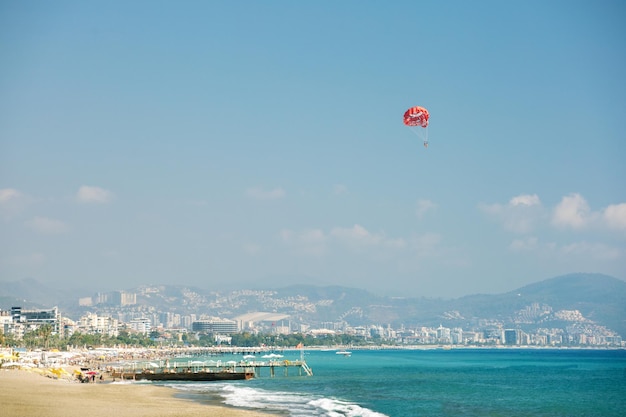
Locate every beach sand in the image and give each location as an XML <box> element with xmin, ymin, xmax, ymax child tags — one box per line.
<box><xmin>0</xmin><ymin>369</ymin><xmax>273</xmax><ymax>417</ymax></box>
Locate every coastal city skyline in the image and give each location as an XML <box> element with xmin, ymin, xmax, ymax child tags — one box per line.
<box><xmin>2</xmin><ymin>1</ymin><xmax>625</xmax><ymax>299</ymax></box>
<box><xmin>2</xmin><ymin>273</ymin><xmax>624</xmax><ymax>349</ymax></box>
<box><xmin>2</xmin><ymin>290</ymin><xmax>623</xmax><ymax>349</ymax></box>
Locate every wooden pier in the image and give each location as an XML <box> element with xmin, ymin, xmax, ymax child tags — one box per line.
<box><xmin>249</xmin><ymin>359</ymin><xmax>313</xmax><ymax>377</ymax></box>
<box><xmin>108</xmin><ymin>357</ymin><xmax>313</xmax><ymax>380</ymax></box>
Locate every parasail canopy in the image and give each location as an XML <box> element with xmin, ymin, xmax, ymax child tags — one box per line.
<box><xmin>403</xmin><ymin>106</ymin><xmax>429</xmax><ymax>128</ymax></box>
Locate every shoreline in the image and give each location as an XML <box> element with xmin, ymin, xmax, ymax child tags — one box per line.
<box><xmin>0</xmin><ymin>368</ymin><xmax>275</xmax><ymax>417</ymax></box>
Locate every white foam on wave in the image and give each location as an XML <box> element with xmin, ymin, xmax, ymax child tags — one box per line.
<box><xmin>308</xmin><ymin>398</ymin><xmax>389</xmax><ymax>417</ymax></box>
<box><xmin>220</xmin><ymin>385</ymin><xmax>312</xmax><ymax>411</ymax></box>
<box><xmin>112</xmin><ymin>379</ymin><xmax>152</xmax><ymax>385</ymax></box>
<box><xmin>167</xmin><ymin>383</ymin><xmax>389</xmax><ymax>417</ymax></box>
<box><xmin>109</xmin><ymin>380</ymin><xmax>136</xmax><ymax>385</ymax></box>
<box><xmin>215</xmin><ymin>384</ymin><xmax>387</xmax><ymax>416</ymax></box>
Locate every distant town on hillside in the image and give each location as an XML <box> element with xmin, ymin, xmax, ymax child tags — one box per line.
<box><xmin>1</xmin><ymin>273</ymin><xmax>625</xmax><ymax>349</ymax></box>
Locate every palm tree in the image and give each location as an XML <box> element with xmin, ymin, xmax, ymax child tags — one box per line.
<box><xmin>38</xmin><ymin>324</ymin><xmax>53</xmax><ymax>349</ymax></box>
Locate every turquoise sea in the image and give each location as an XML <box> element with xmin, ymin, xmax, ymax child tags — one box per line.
<box><xmin>162</xmin><ymin>348</ymin><xmax>626</xmax><ymax>416</ymax></box>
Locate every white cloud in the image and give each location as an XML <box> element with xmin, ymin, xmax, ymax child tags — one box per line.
<box><xmin>76</xmin><ymin>186</ymin><xmax>114</xmax><ymax>204</ymax></box>
<box><xmin>483</xmin><ymin>192</ymin><xmax>626</xmax><ymax>266</ymax></box>
<box><xmin>25</xmin><ymin>216</ymin><xmax>68</xmax><ymax>234</ymax></box>
<box><xmin>510</xmin><ymin>194</ymin><xmax>540</xmax><ymax>206</ymax></box>
<box><xmin>331</xmin><ymin>224</ymin><xmax>381</xmax><ymax>246</ymax></box>
<box><xmin>416</xmin><ymin>199</ymin><xmax>437</xmax><ymax>218</ymax></box>
<box><xmin>282</xmin><ymin>224</ymin><xmax>409</xmax><ymax>256</ymax></box>
<box><xmin>549</xmin><ymin>195</ymin><xmax>626</xmax><ymax>233</ymax></box>
<box><xmin>0</xmin><ymin>188</ymin><xmax>21</xmax><ymax>203</ymax></box>
<box><xmin>330</xmin><ymin>224</ymin><xmax>408</xmax><ymax>250</ymax></box>
<box><xmin>551</xmin><ymin>193</ymin><xmax>591</xmax><ymax>229</ymax></box>
<box><xmin>278</xmin><ymin>225</ymin><xmax>457</xmax><ymax>276</ymax></box>
<box><xmin>479</xmin><ymin>193</ymin><xmax>543</xmax><ymax>234</ymax></box>
<box><xmin>486</xmin><ymin>192</ymin><xmax>625</xmax><ymax>234</ymax></box>
<box><xmin>0</xmin><ymin>188</ymin><xmax>31</xmax><ymax>218</ymax></box>
<box><xmin>246</xmin><ymin>187</ymin><xmax>285</xmax><ymax>200</ymax></box>
<box><xmin>604</xmin><ymin>203</ymin><xmax>626</xmax><ymax>231</ymax></box>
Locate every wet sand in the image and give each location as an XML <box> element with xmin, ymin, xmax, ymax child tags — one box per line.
<box><xmin>0</xmin><ymin>369</ymin><xmax>273</xmax><ymax>417</ymax></box>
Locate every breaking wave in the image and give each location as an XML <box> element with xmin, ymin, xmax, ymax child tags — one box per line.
<box><xmin>168</xmin><ymin>382</ymin><xmax>388</xmax><ymax>417</ymax></box>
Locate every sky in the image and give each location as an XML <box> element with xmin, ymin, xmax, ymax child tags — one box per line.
<box><xmin>1</xmin><ymin>1</ymin><xmax>625</xmax><ymax>298</ymax></box>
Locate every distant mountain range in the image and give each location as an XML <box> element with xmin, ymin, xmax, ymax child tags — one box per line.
<box><xmin>1</xmin><ymin>273</ymin><xmax>625</xmax><ymax>338</ymax></box>
<box><xmin>269</xmin><ymin>274</ymin><xmax>626</xmax><ymax>337</ymax></box>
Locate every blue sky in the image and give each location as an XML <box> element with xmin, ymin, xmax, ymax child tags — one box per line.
<box><xmin>1</xmin><ymin>1</ymin><xmax>625</xmax><ymax>298</ymax></box>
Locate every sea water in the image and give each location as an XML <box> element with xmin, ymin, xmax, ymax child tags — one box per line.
<box><xmin>163</xmin><ymin>348</ymin><xmax>626</xmax><ymax>416</ymax></box>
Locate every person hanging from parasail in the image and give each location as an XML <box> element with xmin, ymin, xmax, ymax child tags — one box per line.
<box><xmin>403</xmin><ymin>105</ymin><xmax>430</xmax><ymax>148</ymax></box>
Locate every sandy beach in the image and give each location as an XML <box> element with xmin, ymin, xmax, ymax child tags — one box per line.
<box><xmin>0</xmin><ymin>369</ymin><xmax>273</xmax><ymax>417</ymax></box>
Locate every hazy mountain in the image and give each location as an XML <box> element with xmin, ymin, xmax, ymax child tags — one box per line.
<box><xmin>0</xmin><ymin>278</ymin><xmax>89</xmax><ymax>310</ymax></box>
<box><xmin>394</xmin><ymin>273</ymin><xmax>626</xmax><ymax>337</ymax></box>
<box><xmin>0</xmin><ymin>278</ymin><xmax>66</xmax><ymax>307</ymax></box>
<box><xmin>461</xmin><ymin>273</ymin><xmax>623</xmax><ymax>314</ymax></box>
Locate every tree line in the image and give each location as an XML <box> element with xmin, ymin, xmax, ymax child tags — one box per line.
<box><xmin>0</xmin><ymin>325</ymin><xmax>157</xmax><ymax>349</ymax></box>
<box><xmin>1</xmin><ymin>326</ymin><xmax>380</xmax><ymax>350</ymax></box>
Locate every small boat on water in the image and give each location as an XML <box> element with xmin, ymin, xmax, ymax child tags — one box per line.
<box><xmin>336</xmin><ymin>350</ymin><xmax>352</xmax><ymax>357</ymax></box>
<box><xmin>111</xmin><ymin>369</ymin><xmax>254</xmax><ymax>381</ymax></box>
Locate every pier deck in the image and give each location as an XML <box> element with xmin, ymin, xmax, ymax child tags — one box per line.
<box><xmin>109</xmin><ymin>358</ymin><xmax>313</xmax><ymax>380</ymax></box>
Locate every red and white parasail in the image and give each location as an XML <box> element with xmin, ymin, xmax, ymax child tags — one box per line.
<box><xmin>403</xmin><ymin>106</ymin><xmax>430</xmax><ymax>148</ymax></box>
